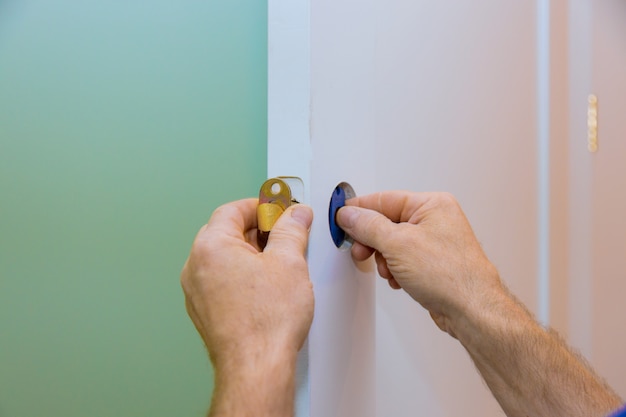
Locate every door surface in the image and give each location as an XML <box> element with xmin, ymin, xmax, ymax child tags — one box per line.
<box><xmin>270</xmin><ymin>1</ymin><xmax>546</xmax><ymax>416</ymax></box>
<box><xmin>369</xmin><ymin>2</ymin><xmax>540</xmax><ymax>416</ymax></box>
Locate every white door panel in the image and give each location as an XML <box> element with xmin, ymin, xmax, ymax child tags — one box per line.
<box><xmin>271</xmin><ymin>1</ymin><xmax>545</xmax><ymax>415</ymax></box>
<box><xmin>372</xmin><ymin>2</ymin><xmax>538</xmax><ymax>416</ymax></box>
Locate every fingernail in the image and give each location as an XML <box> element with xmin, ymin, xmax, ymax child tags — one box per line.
<box><xmin>337</xmin><ymin>206</ymin><xmax>359</xmax><ymax>228</ymax></box>
<box><xmin>291</xmin><ymin>205</ymin><xmax>314</xmax><ymax>228</ymax></box>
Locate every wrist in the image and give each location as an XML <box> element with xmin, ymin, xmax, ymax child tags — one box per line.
<box><xmin>209</xmin><ymin>341</ymin><xmax>299</xmax><ymax>417</ymax></box>
<box><xmin>450</xmin><ymin>269</ymin><xmax>530</xmax><ymax>353</ymax></box>
<box><xmin>210</xmin><ymin>333</ymin><xmax>300</xmax><ymax>372</ymax></box>
<box><xmin>214</xmin><ymin>340</ymin><xmax>299</xmax><ymax>374</ymax></box>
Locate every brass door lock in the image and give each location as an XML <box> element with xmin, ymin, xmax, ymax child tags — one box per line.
<box><xmin>257</xmin><ymin>177</ymin><xmax>303</xmax><ymax>249</ymax></box>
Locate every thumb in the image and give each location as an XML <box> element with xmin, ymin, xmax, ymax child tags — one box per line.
<box><xmin>336</xmin><ymin>206</ymin><xmax>395</xmax><ymax>251</ymax></box>
<box><xmin>264</xmin><ymin>204</ymin><xmax>314</xmax><ymax>255</ymax></box>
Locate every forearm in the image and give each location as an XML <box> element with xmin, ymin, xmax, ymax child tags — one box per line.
<box><xmin>454</xmin><ymin>282</ymin><xmax>623</xmax><ymax>417</ymax></box>
<box><xmin>208</xmin><ymin>345</ymin><xmax>298</xmax><ymax>417</ymax></box>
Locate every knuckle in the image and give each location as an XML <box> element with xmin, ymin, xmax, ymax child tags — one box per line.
<box><xmin>179</xmin><ymin>263</ymin><xmax>198</xmax><ymax>297</ymax></box>
<box><xmin>210</xmin><ymin>203</ymin><xmax>233</xmax><ymax>220</ymax></box>
<box><xmin>268</xmin><ymin>219</ymin><xmax>309</xmax><ymax>252</ymax></box>
<box><xmin>433</xmin><ymin>192</ymin><xmax>463</xmax><ymax>215</ymax></box>
<box><xmin>179</xmin><ymin>264</ymin><xmax>189</xmax><ymax>289</ymax></box>
<box><xmin>371</xmin><ymin>214</ymin><xmax>393</xmax><ymax>239</ymax></box>
<box><xmin>190</xmin><ymin>237</ymin><xmax>214</xmax><ymax>262</ymax></box>
<box><xmin>184</xmin><ymin>239</ymin><xmax>220</xmax><ymax>282</ymax></box>
<box><xmin>271</xmin><ymin>227</ymin><xmax>303</xmax><ymax>246</ymax></box>
<box><xmin>437</xmin><ymin>192</ymin><xmax>459</xmax><ymax>206</ymax></box>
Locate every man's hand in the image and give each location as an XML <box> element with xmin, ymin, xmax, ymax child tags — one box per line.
<box><xmin>337</xmin><ymin>191</ymin><xmax>623</xmax><ymax>417</ymax></box>
<box><xmin>336</xmin><ymin>191</ymin><xmax>501</xmax><ymax>337</ymax></box>
<box><xmin>180</xmin><ymin>198</ymin><xmax>314</xmax><ymax>417</ymax></box>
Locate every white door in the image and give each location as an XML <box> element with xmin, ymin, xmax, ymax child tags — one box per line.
<box><xmin>567</xmin><ymin>0</ymin><xmax>626</xmax><ymax>398</ymax></box>
<box><xmin>270</xmin><ymin>1</ymin><xmax>551</xmax><ymax>416</ymax></box>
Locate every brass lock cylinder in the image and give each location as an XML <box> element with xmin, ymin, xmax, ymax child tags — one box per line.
<box><xmin>257</xmin><ymin>177</ymin><xmax>301</xmax><ymax>249</ymax></box>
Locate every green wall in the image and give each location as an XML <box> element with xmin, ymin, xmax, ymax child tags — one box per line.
<box><xmin>0</xmin><ymin>1</ymin><xmax>267</xmax><ymax>416</ymax></box>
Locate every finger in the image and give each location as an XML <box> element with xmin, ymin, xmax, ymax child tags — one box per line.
<box><xmin>388</xmin><ymin>277</ymin><xmax>402</xmax><ymax>290</ymax></box>
<box><xmin>351</xmin><ymin>241</ymin><xmax>375</xmax><ymax>261</ymax></box>
<box><xmin>264</xmin><ymin>204</ymin><xmax>314</xmax><ymax>256</ymax></box>
<box><xmin>245</xmin><ymin>228</ymin><xmax>262</xmax><ymax>252</ymax></box>
<box><xmin>199</xmin><ymin>198</ymin><xmax>259</xmax><ymax>243</ymax></box>
<box><xmin>345</xmin><ymin>191</ymin><xmax>433</xmax><ymax>223</ymax></box>
<box><xmin>375</xmin><ymin>251</ymin><xmax>393</xmax><ymax>279</ymax></box>
<box><xmin>336</xmin><ymin>206</ymin><xmax>396</xmax><ymax>253</ymax></box>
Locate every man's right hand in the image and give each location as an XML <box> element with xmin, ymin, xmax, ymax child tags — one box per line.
<box><xmin>338</xmin><ymin>191</ymin><xmax>624</xmax><ymax>417</ymax></box>
<box><xmin>336</xmin><ymin>191</ymin><xmax>503</xmax><ymax>338</ymax></box>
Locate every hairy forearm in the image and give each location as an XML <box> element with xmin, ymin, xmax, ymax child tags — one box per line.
<box><xmin>208</xmin><ymin>346</ymin><xmax>298</xmax><ymax>417</ymax></box>
<box><xmin>454</xmin><ymin>283</ymin><xmax>623</xmax><ymax>417</ymax></box>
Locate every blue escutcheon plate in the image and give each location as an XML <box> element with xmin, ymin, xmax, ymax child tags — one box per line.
<box><xmin>328</xmin><ymin>182</ymin><xmax>355</xmax><ymax>249</ymax></box>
